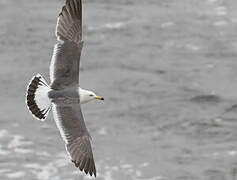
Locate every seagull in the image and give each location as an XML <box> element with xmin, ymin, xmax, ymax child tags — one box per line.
<box><xmin>25</xmin><ymin>0</ymin><xmax>104</xmax><ymax>177</ymax></box>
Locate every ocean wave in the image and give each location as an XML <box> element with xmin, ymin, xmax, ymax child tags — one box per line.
<box><xmin>0</xmin><ymin>129</ymin><xmax>8</xmax><ymax>139</ymax></box>
<box><xmin>87</xmin><ymin>21</ymin><xmax>127</xmax><ymax>32</ymax></box>
<box><xmin>6</xmin><ymin>171</ymin><xmax>26</xmax><ymax>179</ymax></box>
<box><xmin>7</xmin><ymin>135</ymin><xmax>33</xmax><ymax>149</ymax></box>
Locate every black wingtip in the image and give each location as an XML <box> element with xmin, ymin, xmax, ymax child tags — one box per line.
<box><xmin>56</xmin><ymin>0</ymin><xmax>82</xmax><ymax>44</ymax></box>
<box><xmin>72</xmin><ymin>158</ymin><xmax>96</xmax><ymax>177</ymax></box>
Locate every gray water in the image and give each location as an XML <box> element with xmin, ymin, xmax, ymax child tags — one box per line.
<box><xmin>1</xmin><ymin>0</ymin><xmax>237</xmax><ymax>179</ymax></box>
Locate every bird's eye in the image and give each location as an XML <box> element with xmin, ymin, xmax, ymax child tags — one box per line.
<box><xmin>89</xmin><ymin>94</ymin><xmax>93</xmax><ymax>96</ymax></box>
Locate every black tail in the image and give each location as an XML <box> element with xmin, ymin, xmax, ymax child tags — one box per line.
<box><xmin>26</xmin><ymin>74</ymin><xmax>51</xmax><ymax>121</ymax></box>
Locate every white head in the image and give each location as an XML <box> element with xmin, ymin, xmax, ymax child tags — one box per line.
<box><xmin>79</xmin><ymin>88</ymin><xmax>104</xmax><ymax>104</ymax></box>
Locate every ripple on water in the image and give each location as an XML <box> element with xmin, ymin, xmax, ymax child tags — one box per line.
<box><xmin>213</xmin><ymin>21</ymin><xmax>228</xmax><ymax>26</ymax></box>
<box><xmin>7</xmin><ymin>135</ymin><xmax>33</xmax><ymax>149</ymax></box>
<box><xmin>135</xmin><ymin>170</ymin><xmax>142</xmax><ymax>178</ymax></box>
<box><xmin>97</xmin><ymin>127</ymin><xmax>108</xmax><ymax>135</ymax></box>
<box><xmin>190</xmin><ymin>94</ymin><xmax>221</xmax><ymax>104</ymax></box>
<box><xmin>207</xmin><ymin>0</ymin><xmax>218</xmax><ymax>3</ymax></box>
<box><xmin>84</xmin><ymin>174</ymin><xmax>94</xmax><ymax>180</ymax></box>
<box><xmin>121</xmin><ymin>164</ymin><xmax>133</xmax><ymax>169</ymax></box>
<box><xmin>33</xmin><ymin>163</ymin><xmax>58</xmax><ymax>180</ymax></box>
<box><xmin>215</xmin><ymin>6</ymin><xmax>227</xmax><ymax>16</ymax></box>
<box><xmin>227</xmin><ymin>150</ymin><xmax>237</xmax><ymax>156</ymax></box>
<box><xmin>161</xmin><ymin>22</ymin><xmax>174</xmax><ymax>28</ymax></box>
<box><xmin>23</xmin><ymin>152</ymin><xmax>70</xmax><ymax>180</ymax></box>
<box><xmin>6</xmin><ymin>171</ymin><xmax>26</xmax><ymax>179</ymax></box>
<box><xmin>185</xmin><ymin>44</ymin><xmax>201</xmax><ymax>51</ymax></box>
<box><xmin>0</xmin><ymin>129</ymin><xmax>8</xmax><ymax>138</ymax></box>
<box><xmin>0</xmin><ymin>145</ymin><xmax>10</xmax><ymax>155</ymax></box>
<box><xmin>14</xmin><ymin>148</ymin><xmax>33</xmax><ymax>154</ymax></box>
<box><xmin>24</xmin><ymin>163</ymin><xmax>42</xmax><ymax>169</ymax></box>
<box><xmin>53</xmin><ymin>158</ymin><xmax>70</xmax><ymax>168</ymax></box>
<box><xmin>139</xmin><ymin>162</ymin><xmax>149</xmax><ymax>168</ymax></box>
<box><xmin>0</xmin><ymin>169</ymin><xmax>11</xmax><ymax>174</ymax></box>
<box><xmin>104</xmin><ymin>170</ymin><xmax>114</xmax><ymax>180</ymax></box>
<box><xmin>204</xmin><ymin>169</ymin><xmax>226</xmax><ymax>180</ymax></box>
<box><xmin>35</xmin><ymin>151</ymin><xmax>51</xmax><ymax>157</ymax></box>
<box><xmin>149</xmin><ymin>176</ymin><xmax>164</xmax><ymax>180</ymax></box>
<box><xmin>87</xmin><ymin>21</ymin><xmax>128</xmax><ymax>32</ymax></box>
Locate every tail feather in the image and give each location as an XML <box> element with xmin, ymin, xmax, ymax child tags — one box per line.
<box><xmin>26</xmin><ymin>74</ymin><xmax>51</xmax><ymax>121</ymax></box>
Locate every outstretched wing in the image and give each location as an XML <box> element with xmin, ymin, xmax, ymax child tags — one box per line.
<box><xmin>52</xmin><ymin>104</ymin><xmax>96</xmax><ymax>177</ymax></box>
<box><xmin>49</xmin><ymin>0</ymin><xmax>96</xmax><ymax>176</ymax></box>
<box><xmin>50</xmin><ymin>0</ymin><xmax>83</xmax><ymax>89</ymax></box>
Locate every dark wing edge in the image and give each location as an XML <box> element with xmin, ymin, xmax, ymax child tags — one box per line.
<box><xmin>66</xmin><ymin>136</ymin><xmax>96</xmax><ymax>177</ymax></box>
<box><xmin>52</xmin><ymin>104</ymin><xmax>96</xmax><ymax>177</ymax></box>
<box><xmin>56</xmin><ymin>0</ymin><xmax>82</xmax><ymax>45</ymax></box>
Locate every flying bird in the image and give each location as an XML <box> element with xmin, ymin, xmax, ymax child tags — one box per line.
<box><xmin>25</xmin><ymin>0</ymin><xmax>104</xmax><ymax>177</ymax></box>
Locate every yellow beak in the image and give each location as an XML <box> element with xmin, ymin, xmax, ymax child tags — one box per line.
<box><xmin>96</xmin><ymin>96</ymin><xmax>104</xmax><ymax>100</ymax></box>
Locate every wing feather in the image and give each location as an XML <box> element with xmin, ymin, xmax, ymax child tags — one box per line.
<box><xmin>52</xmin><ymin>104</ymin><xmax>96</xmax><ymax>177</ymax></box>
<box><xmin>50</xmin><ymin>0</ymin><xmax>83</xmax><ymax>89</ymax></box>
<box><xmin>49</xmin><ymin>41</ymin><xmax>82</xmax><ymax>89</ymax></box>
<box><xmin>56</xmin><ymin>0</ymin><xmax>82</xmax><ymax>44</ymax></box>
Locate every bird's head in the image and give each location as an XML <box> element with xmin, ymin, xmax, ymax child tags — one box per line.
<box><xmin>79</xmin><ymin>88</ymin><xmax>104</xmax><ymax>104</ymax></box>
<box><xmin>88</xmin><ymin>91</ymin><xmax>104</xmax><ymax>101</ymax></box>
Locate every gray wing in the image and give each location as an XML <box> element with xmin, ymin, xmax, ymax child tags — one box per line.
<box><xmin>52</xmin><ymin>104</ymin><xmax>96</xmax><ymax>177</ymax></box>
<box><xmin>50</xmin><ymin>0</ymin><xmax>96</xmax><ymax>176</ymax></box>
<box><xmin>50</xmin><ymin>0</ymin><xmax>83</xmax><ymax>89</ymax></box>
